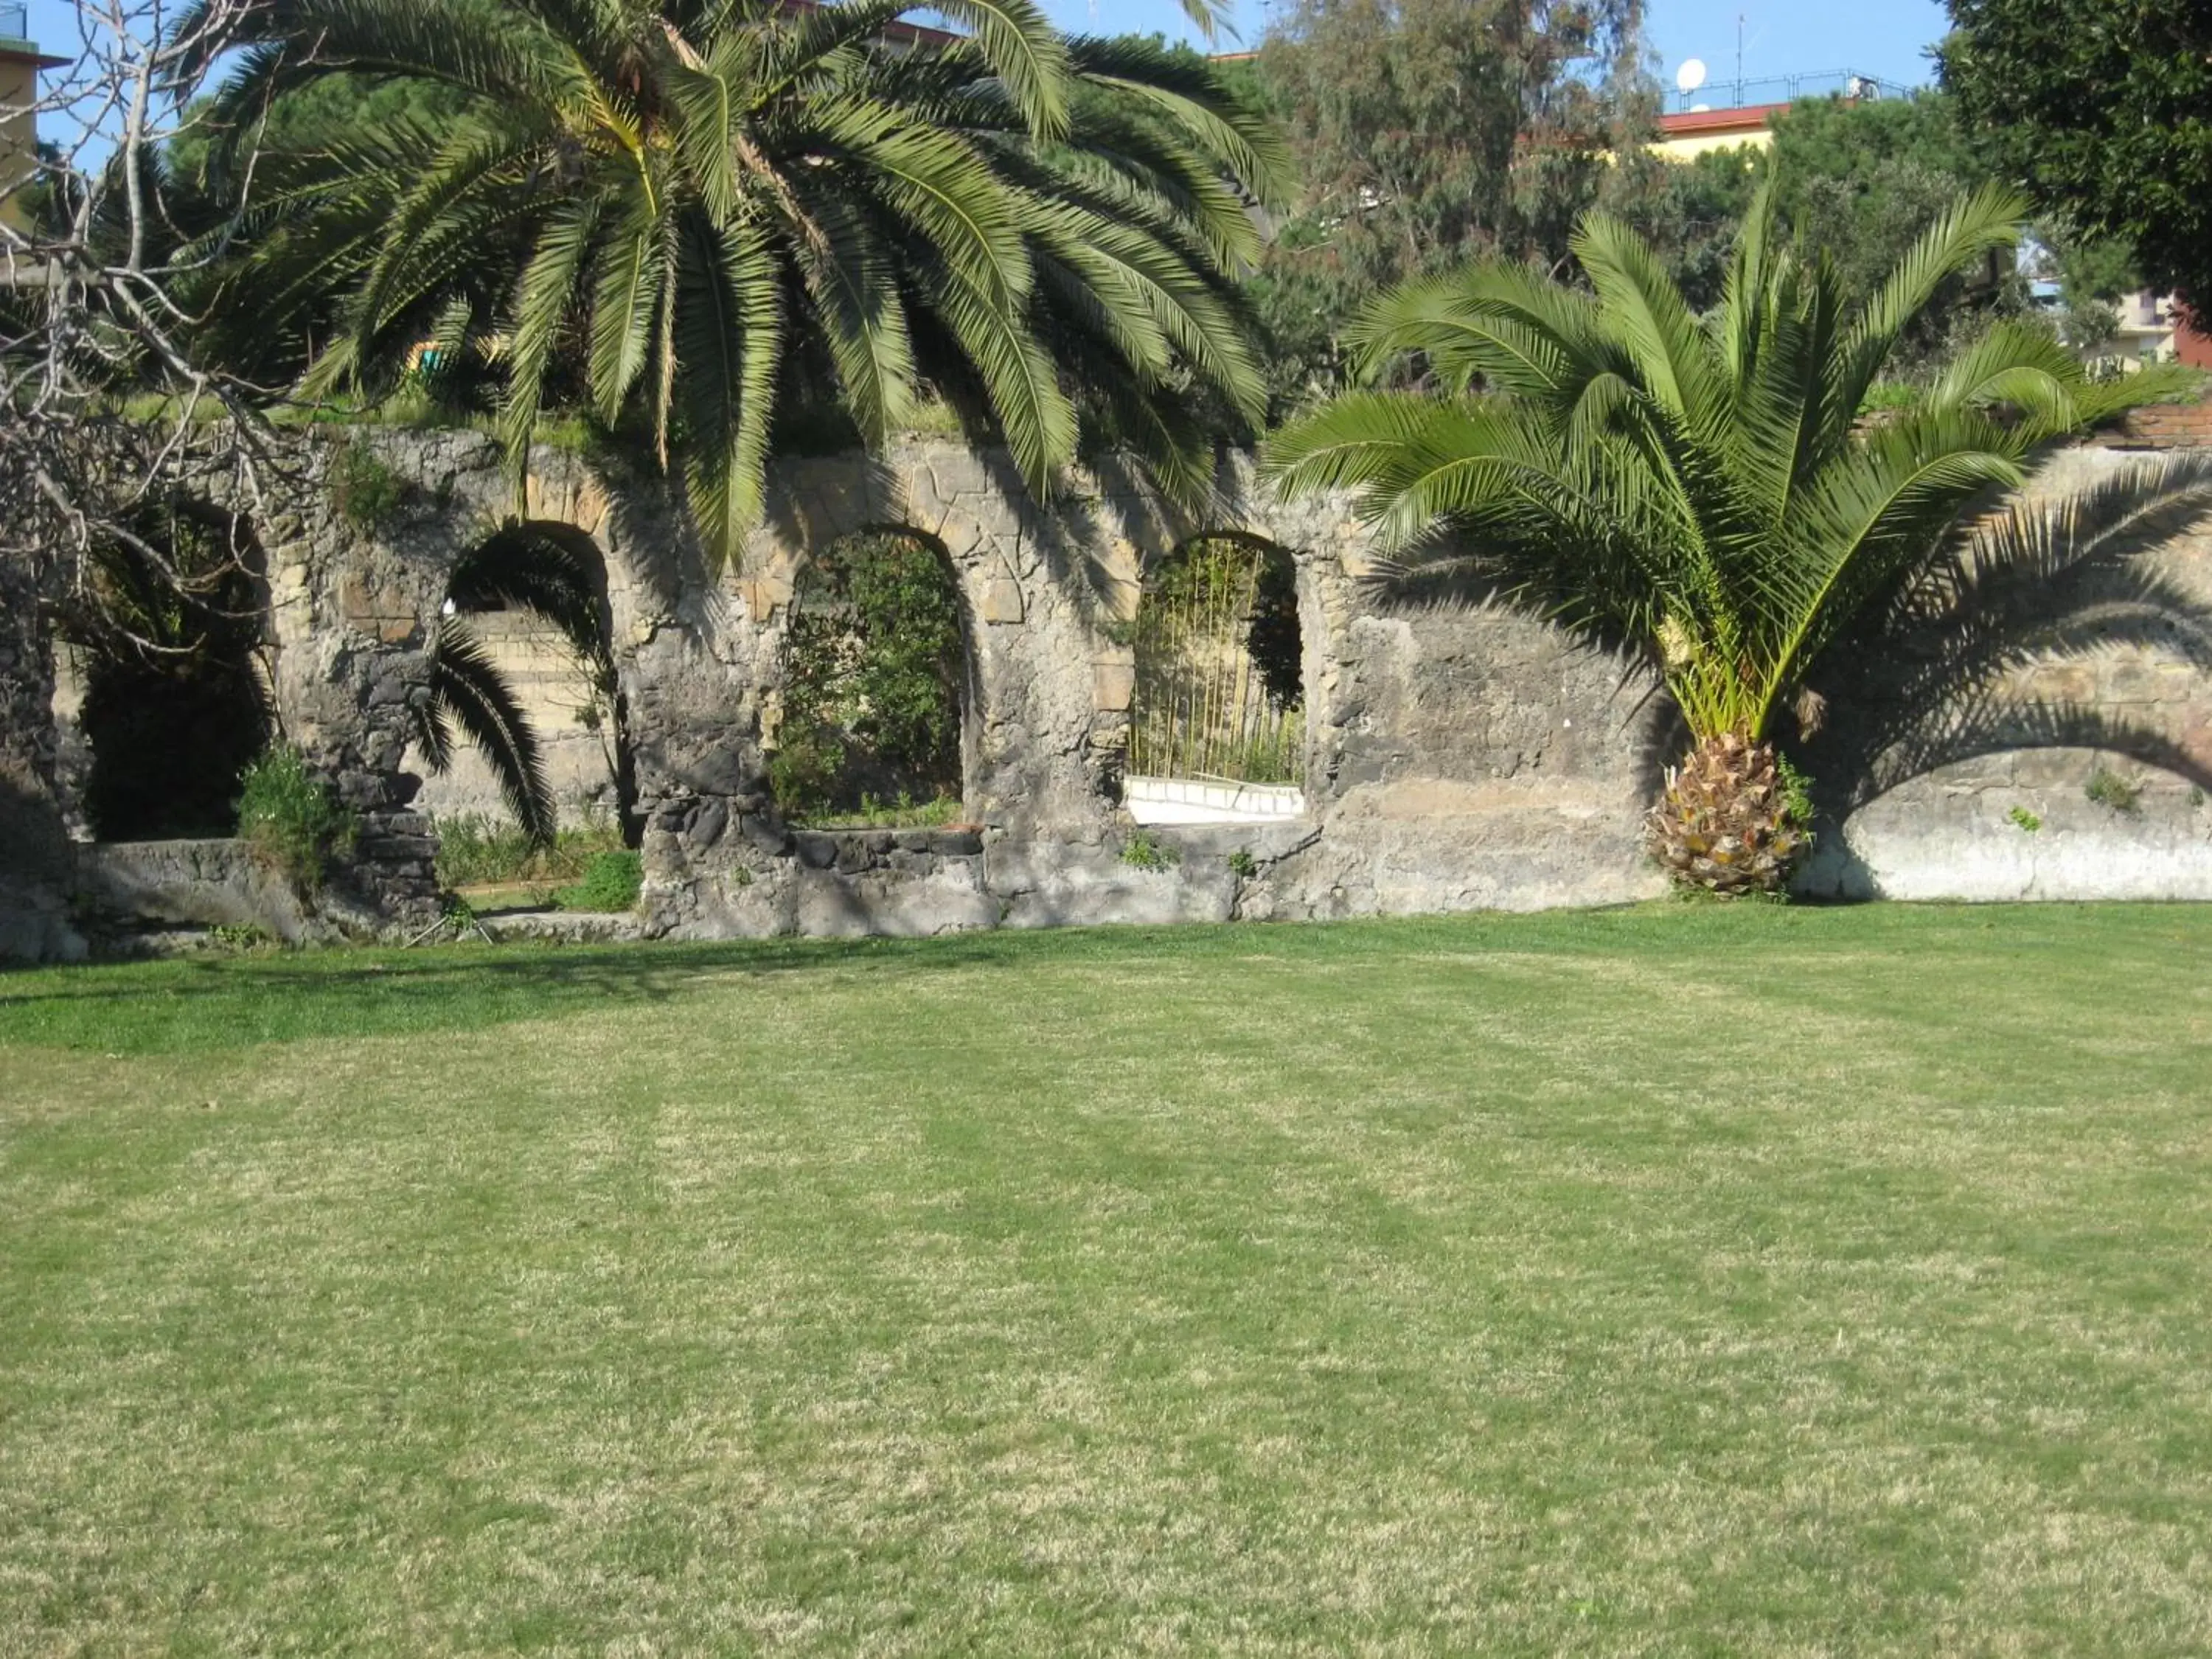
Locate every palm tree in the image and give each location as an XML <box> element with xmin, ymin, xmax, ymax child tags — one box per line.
<box><xmin>1263</xmin><ymin>183</ymin><xmax>2207</xmax><ymax>894</ymax></box>
<box><xmin>178</xmin><ymin>0</ymin><xmax>1287</xmax><ymax>558</ymax></box>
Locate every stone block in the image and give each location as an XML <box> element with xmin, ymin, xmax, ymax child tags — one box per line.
<box><xmin>358</xmin><ymin>835</ymin><xmax>438</xmax><ymax>863</ymax></box>
<box><xmin>930</xmin><ymin>828</ymin><xmax>984</xmax><ymax>858</ymax></box>
<box><xmin>1093</xmin><ymin>660</ymin><xmax>1136</xmax><ymax>712</ymax></box>
<box><xmin>981</xmin><ymin>576</ymin><xmax>1026</xmax><ymax>624</ymax></box>
<box><xmin>689</xmin><ymin>796</ymin><xmax>729</xmax><ymax>849</ymax></box>
<box><xmin>738</xmin><ymin>813</ymin><xmax>793</xmax><ymax>855</ymax></box>
<box><xmin>794</xmin><ymin>831</ymin><xmax>839</xmax><ymax>869</ymax></box>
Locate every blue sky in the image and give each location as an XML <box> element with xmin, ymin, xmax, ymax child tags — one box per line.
<box><xmin>1026</xmin><ymin>0</ymin><xmax>1954</xmax><ymax>91</ymax></box>
<box><xmin>21</xmin><ymin>0</ymin><xmax>1953</xmax><ymax>97</ymax></box>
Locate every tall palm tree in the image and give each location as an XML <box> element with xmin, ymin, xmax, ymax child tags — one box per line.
<box><xmin>1263</xmin><ymin>183</ymin><xmax>2207</xmax><ymax>894</ymax></box>
<box><xmin>178</xmin><ymin>0</ymin><xmax>1287</xmax><ymax>559</ymax></box>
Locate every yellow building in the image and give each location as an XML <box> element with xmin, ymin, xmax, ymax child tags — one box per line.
<box><xmin>1650</xmin><ymin>102</ymin><xmax>1784</xmax><ymax>164</ymax></box>
<box><xmin>1</xmin><ymin>7</ymin><xmax>65</xmax><ymax>234</ymax></box>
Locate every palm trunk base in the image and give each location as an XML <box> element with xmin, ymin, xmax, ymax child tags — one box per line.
<box><xmin>1646</xmin><ymin>731</ymin><xmax>1809</xmax><ymax>897</ymax></box>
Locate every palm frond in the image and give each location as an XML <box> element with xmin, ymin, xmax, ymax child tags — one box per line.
<box><xmin>425</xmin><ymin>619</ymin><xmax>557</xmax><ymax>846</ymax></box>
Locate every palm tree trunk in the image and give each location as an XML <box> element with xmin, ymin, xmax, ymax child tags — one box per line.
<box><xmin>1645</xmin><ymin>730</ymin><xmax>1809</xmax><ymax>897</ymax></box>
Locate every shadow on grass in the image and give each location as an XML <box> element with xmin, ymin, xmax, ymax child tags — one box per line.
<box><xmin>0</xmin><ymin>932</ymin><xmax>1084</xmax><ymax>1055</ymax></box>
<box><xmin>3</xmin><ymin>901</ymin><xmax>2190</xmax><ymax>1056</ymax></box>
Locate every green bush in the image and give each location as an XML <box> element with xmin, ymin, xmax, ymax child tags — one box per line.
<box><xmin>554</xmin><ymin>850</ymin><xmax>643</xmax><ymax>913</ymax></box>
<box><xmin>236</xmin><ymin>748</ymin><xmax>355</xmax><ymax>891</ymax></box>
<box><xmin>433</xmin><ymin>812</ymin><xmax>623</xmax><ymax>888</ymax></box>
<box><xmin>764</xmin><ymin>720</ymin><xmax>849</xmax><ymax>821</ymax></box>
<box><xmin>772</xmin><ymin>533</ymin><xmax>964</xmax><ymax>817</ymax></box>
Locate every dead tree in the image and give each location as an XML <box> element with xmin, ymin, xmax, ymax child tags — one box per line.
<box><xmin>1</xmin><ymin>0</ymin><xmax>285</xmax><ymax>649</ymax></box>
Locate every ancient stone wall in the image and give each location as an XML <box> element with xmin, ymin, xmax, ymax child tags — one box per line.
<box><xmin>0</xmin><ymin>549</ymin><xmax>85</xmax><ymax>961</ymax></box>
<box><xmin>1800</xmin><ymin>447</ymin><xmax>2212</xmax><ymax>900</ymax></box>
<box><xmin>8</xmin><ymin>423</ymin><xmax>2212</xmax><ymax>960</ymax></box>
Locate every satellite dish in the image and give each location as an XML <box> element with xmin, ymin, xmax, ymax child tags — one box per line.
<box><xmin>1676</xmin><ymin>59</ymin><xmax>1708</xmax><ymax>95</ymax></box>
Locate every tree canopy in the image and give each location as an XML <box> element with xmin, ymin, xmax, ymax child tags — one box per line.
<box><xmin>181</xmin><ymin>0</ymin><xmax>1289</xmax><ymax>560</ymax></box>
<box><xmin>1940</xmin><ymin>0</ymin><xmax>2212</xmax><ymax>310</ymax></box>
<box><xmin>1237</xmin><ymin>0</ymin><xmax>1649</xmax><ymax>408</ymax></box>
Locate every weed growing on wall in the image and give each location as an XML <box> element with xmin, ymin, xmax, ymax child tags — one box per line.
<box><xmin>2009</xmin><ymin>805</ymin><xmax>2043</xmax><ymax>834</ymax></box>
<box><xmin>2085</xmin><ymin>766</ymin><xmax>2143</xmax><ymax>814</ymax></box>
<box><xmin>327</xmin><ymin>439</ymin><xmax>408</xmax><ymax>531</ymax></box>
<box><xmin>1121</xmin><ymin>832</ymin><xmax>1180</xmax><ymax>872</ymax></box>
<box><xmin>236</xmin><ymin>748</ymin><xmax>355</xmax><ymax>891</ymax></box>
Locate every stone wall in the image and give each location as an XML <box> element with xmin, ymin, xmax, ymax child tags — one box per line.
<box><xmin>0</xmin><ymin>549</ymin><xmax>84</xmax><ymax>961</ymax></box>
<box><xmin>1800</xmin><ymin>445</ymin><xmax>2212</xmax><ymax>901</ymax></box>
<box><xmin>408</xmin><ymin>608</ymin><xmax>622</xmax><ymax>824</ymax></box>
<box><xmin>8</xmin><ymin>423</ymin><xmax>2212</xmax><ymax>961</ymax></box>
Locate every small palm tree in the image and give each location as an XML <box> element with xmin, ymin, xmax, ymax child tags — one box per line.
<box><xmin>1264</xmin><ymin>184</ymin><xmax>2202</xmax><ymax>894</ymax></box>
<box><xmin>181</xmin><ymin>0</ymin><xmax>1286</xmax><ymax>559</ymax></box>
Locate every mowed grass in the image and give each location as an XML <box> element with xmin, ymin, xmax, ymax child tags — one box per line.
<box><xmin>3</xmin><ymin>905</ymin><xmax>2211</xmax><ymax>1655</ymax></box>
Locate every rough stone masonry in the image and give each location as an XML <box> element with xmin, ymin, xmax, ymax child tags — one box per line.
<box><xmin>5</xmin><ymin>425</ymin><xmax>2211</xmax><ymax>961</ymax></box>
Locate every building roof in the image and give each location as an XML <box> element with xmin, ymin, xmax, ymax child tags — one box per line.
<box><xmin>1655</xmin><ymin>102</ymin><xmax>1789</xmax><ymax>140</ymax></box>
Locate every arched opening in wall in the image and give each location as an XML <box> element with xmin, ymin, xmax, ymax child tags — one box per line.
<box><xmin>414</xmin><ymin>521</ymin><xmax>638</xmax><ymax>852</ymax></box>
<box><xmin>770</xmin><ymin>529</ymin><xmax>969</xmax><ymax>826</ymax></box>
<box><xmin>72</xmin><ymin>498</ymin><xmax>271</xmax><ymax>841</ymax></box>
<box><xmin>1127</xmin><ymin>535</ymin><xmax>1307</xmax><ymax>825</ymax></box>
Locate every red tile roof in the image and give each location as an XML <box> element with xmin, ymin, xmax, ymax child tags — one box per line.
<box><xmin>1655</xmin><ymin>102</ymin><xmax>1789</xmax><ymax>138</ymax></box>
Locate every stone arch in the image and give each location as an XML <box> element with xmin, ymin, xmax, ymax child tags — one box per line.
<box><xmin>768</xmin><ymin>524</ymin><xmax>978</xmax><ymax>821</ymax></box>
<box><xmin>421</xmin><ymin>515</ymin><xmax>641</xmax><ymax>840</ymax></box>
<box><xmin>63</xmin><ymin>495</ymin><xmax>274</xmax><ymax>841</ymax></box>
<box><xmin>1124</xmin><ymin>531</ymin><xmax>1312</xmax><ymax>823</ymax></box>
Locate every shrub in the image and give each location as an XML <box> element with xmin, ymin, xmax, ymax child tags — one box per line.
<box><xmin>236</xmin><ymin>747</ymin><xmax>355</xmax><ymax>891</ymax></box>
<box><xmin>554</xmin><ymin>850</ymin><xmax>643</xmax><ymax>913</ymax></box>
<box><xmin>433</xmin><ymin>812</ymin><xmax>623</xmax><ymax>888</ymax></box>
<box><xmin>772</xmin><ymin>533</ymin><xmax>964</xmax><ymax>817</ymax></box>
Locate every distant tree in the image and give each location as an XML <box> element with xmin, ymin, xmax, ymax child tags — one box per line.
<box><xmin>169</xmin><ymin>74</ymin><xmax>477</xmax><ymax>195</ymax></box>
<box><xmin>1647</xmin><ymin>90</ymin><xmax>2135</xmax><ymax>375</ymax></box>
<box><xmin>1940</xmin><ymin>0</ymin><xmax>2212</xmax><ymax>310</ymax></box>
<box><xmin>1606</xmin><ymin>145</ymin><xmax>1761</xmax><ymax>316</ymax></box>
<box><xmin>1763</xmin><ymin>93</ymin><xmax>2010</xmax><ymax>370</ymax></box>
<box><xmin>1242</xmin><ymin>0</ymin><xmax>1650</xmax><ymax>408</ymax></box>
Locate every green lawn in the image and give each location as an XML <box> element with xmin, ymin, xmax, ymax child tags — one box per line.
<box><xmin>4</xmin><ymin>905</ymin><xmax>2210</xmax><ymax>1655</ymax></box>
